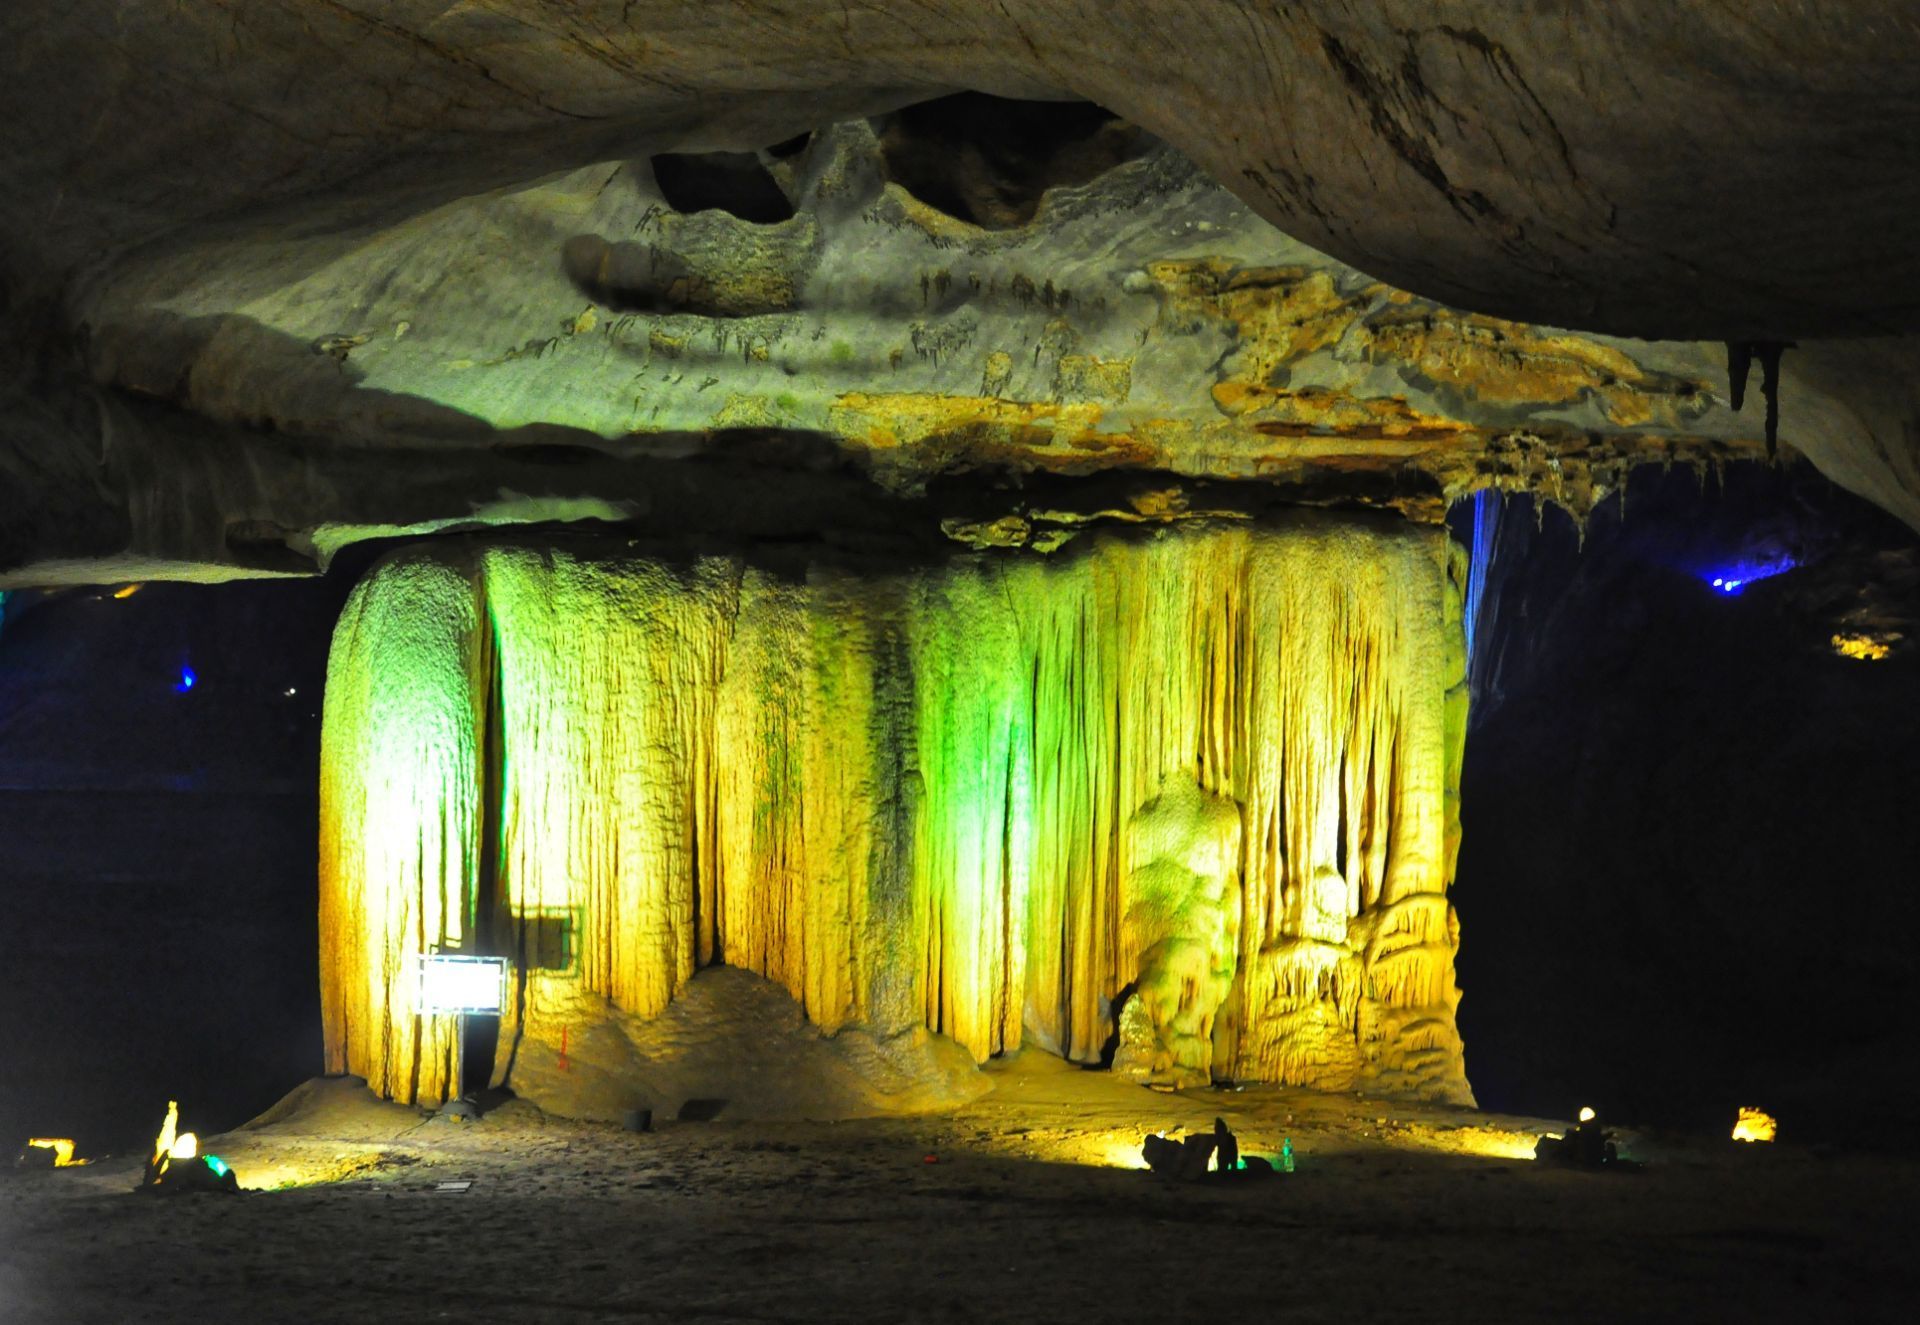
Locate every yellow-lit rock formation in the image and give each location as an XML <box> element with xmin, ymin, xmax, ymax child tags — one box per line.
<box><xmin>320</xmin><ymin>514</ymin><xmax>1471</xmax><ymax>1107</ymax></box>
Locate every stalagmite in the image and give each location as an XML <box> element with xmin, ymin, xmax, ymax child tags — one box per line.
<box><xmin>1111</xmin><ymin>776</ymin><xmax>1243</xmax><ymax>1087</ymax></box>
<box><xmin>319</xmin><ymin>514</ymin><xmax>1473</xmax><ymax>1108</ymax></box>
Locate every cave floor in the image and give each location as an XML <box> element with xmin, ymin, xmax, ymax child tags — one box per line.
<box><xmin>3</xmin><ymin>1053</ymin><xmax>1912</xmax><ymax>1324</ymax></box>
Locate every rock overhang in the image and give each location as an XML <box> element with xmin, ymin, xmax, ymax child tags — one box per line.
<box><xmin>0</xmin><ymin>122</ymin><xmax>1808</xmax><ymax>584</ymax></box>
<box><xmin>3</xmin><ymin>3</ymin><xmax>1919</xmax><ymax>584</ymax></box>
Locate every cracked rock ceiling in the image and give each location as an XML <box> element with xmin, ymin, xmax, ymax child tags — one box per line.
<box><xmin>2</xmin><ymin>2</ymin><xmax>1918</xmax><ymax>583</ymax></box>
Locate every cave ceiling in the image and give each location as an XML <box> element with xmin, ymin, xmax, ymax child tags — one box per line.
<box><xmin>3</xmin><ymin>2</ymin><xmax>1918</xmax><ymax>584</ymax></box>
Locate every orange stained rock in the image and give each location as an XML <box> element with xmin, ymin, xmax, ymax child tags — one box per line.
<box><xmin>829</xmin><ymin>391</ymin><xmax>1108</xmax><ymax>450</ymax></box>
<box><xmin>1365</xmin><ymin>309</ymin><xmax>1713</xmax><ymax>429</ymax></box>
<box><xmin>1733</xmin><ymin>1108</ymin><xmax>1778</xmax><ymax>1142</ymax></box>
<box><xmin>1147</xmin><ymin>261</ymin><xmax>1363</xmax><ymax>383</ymax></box>
<box><xmin>1832</xmin><ymin>632</ymin><xmax>1894</xmax><ymax>661</ymax></box>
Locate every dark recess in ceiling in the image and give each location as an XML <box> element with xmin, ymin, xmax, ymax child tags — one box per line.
<box><xmin>649</xmin><ymin>151</ymin><xmax>798</xmax><ymax>224</ymax></box>
<box><xmin>875</xmin><ymin>92</ymin><xmax>1151</xmax><ymax>228</ymax></box>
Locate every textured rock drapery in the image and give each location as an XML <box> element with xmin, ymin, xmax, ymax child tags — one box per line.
<box><xmin>319</xmin><ymin>514</ymin><xmax>1471</xmax><ymax>1106</ymax></box>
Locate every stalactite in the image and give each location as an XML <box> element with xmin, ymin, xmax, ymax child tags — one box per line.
<box><xmin>1724</xmin><ymin>339</ymin><xmax>1794</xmax><ymax>457</ymax></box>
<box><xmin>319</xmin><ymin>514</ymin><xmax>1473</xmax><ymax>1108</ymax></box>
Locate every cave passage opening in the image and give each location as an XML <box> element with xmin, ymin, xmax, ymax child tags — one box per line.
<box><xmin>1451</xmin><ymin>462</ymin><xmax>1920</xmax><ymax>1142</ymax></box>
<box><xmin>874</xmin><ymin>91</ymin><xmax>1154</xmax><ymax>228</ymax></box>
<box><xmin>648</xmin><ymin>151</ymin><xmax>798</xmax><ymax>224</ymax></box>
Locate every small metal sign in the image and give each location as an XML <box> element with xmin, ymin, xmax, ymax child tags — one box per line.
<box><xmin>417</xmin><ymin>954</ymin><xmax>507</xmax><ymax>1015</ymax></box>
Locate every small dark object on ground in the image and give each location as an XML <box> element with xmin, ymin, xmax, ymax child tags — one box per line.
<box><xmin>143</xmin><ymin>1156</ymin><xmax>239</xmax><ymax>1195</ymax></box>
<box><xmin>437</xmin><ymin>1099</ymin><xmax>480</xmax><ymax>1124</ymax></box>
<box><xmin>13</xmin><ymin>1144</ymin><xmax>57</xmax><ymax>1171</ymax></box>
<box><xmin>470</xmin><ymin>1086</ymin><xmax>516</xmax><ymax>1114</ymax></box>
<box><xmin>1141</xmin><ymin>1119</ymin><xmax>1275</xmax><ymax>1183</ymax></box>
<box><xmin>1142</xmin><ymin>1130</ymin><xmax>1206</xmax><ymax>1179</ymax></box>
<box><xmin>1214</xmin><ymin>1116</ymin><xmax>1238</xmax><ymax>1173</ymax></box>
<box><xmin>1534</xmin><ymin>1111</ymin><xmax>1643</xmax><ymax>1171</ymax></box>
<box><xmin>622</xmin><ymin>1108</ymin><xmax>652</xmax><ymax>1133</ymax></box>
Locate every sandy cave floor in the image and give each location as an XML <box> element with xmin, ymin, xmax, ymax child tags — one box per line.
<box><xmin>3</xmin><ymin>1053</ymin><xmax>1915</xmax><ymax>1324</ymax></box>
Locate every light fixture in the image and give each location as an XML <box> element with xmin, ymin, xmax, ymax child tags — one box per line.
<box><xmin>417</xmin><ymin>953</ymin><xmax>508</xmax><ymax>1015</ymax></box>
<box><xmin>1701</xmin><ymin>556</ymin><xmax>1795</xmax><ymax>596</ymax></box>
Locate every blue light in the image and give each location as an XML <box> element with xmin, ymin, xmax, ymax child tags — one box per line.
<box><xmin>1700</xmin><ymin>556</ymin><xmax>1794</xmax><ymax>596</ymax></box>
<box><xmin>175</xmin><ymin>666</ymin><xmax>197</xmax><ymax>693</ymax></box>
<box><xmin>204</xmin><ymin>1154</ymin><xmax>229</xmax><ymax>1178</ymax></box>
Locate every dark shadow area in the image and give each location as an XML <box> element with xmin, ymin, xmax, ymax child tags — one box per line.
<box><xmin>0</xmin><ymin>575</ymin><xmax>359</xmax><ymax>1155</ymax></box>
<box><xmin>875</xmin><ymin>92</ymin><xmax>1151</xmax><ymax>228</ymax></box>
<box><xmin>460</xmin><ymin>1017</ymin><xmax>501</xmax><ymax>1099</ymax></box>
<box><xmin>1454</xmin><ymin>462</ymin><xmax>1920</xmax><ymax>1147</ymax></box>
<box><xmin>649</xmin><ymin>151</ymin><xmax>797</xmax><ymax>224</ymax></box>
<box><xmin>763</xmin><ymin>131</ymin><xmax>813</xmax><ymax>160</ymax></box>
<box><xmin>1092</xmin><ymin>979</ymin><xmax>1137</xmax><ymax>1070</ymax></box>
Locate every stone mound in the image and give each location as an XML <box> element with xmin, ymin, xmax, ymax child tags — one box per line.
<box><xmin>502</xmin><ymin>966</ymin><xmax>989</xmax><ymax>1124</ymax></box>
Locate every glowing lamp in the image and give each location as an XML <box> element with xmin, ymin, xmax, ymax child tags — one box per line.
<box><xmin>1577</xmin><ymin>1106</ymin><xmax>1595</xmax><ymax>1123</ymax></box>
<box><xmin>174</xmin><ymin>666</ymin><xmax>197</xmax><ymax>693</ymax></box>
<box><xmin>170</xmin><ymin>1132</ymin><xmax>198</xmax><ymax>1161</ymax></box>
<box><xmin>1732</xmin><ymin>1107</ymin><xmax>1777</xmax><ymax>1143</ymax></box>
<box><xmin>1701</xmin><ymin>556</ymin><xmax>1795</xmax><ymax>596</ymax></box>
<box><xmin>204</xmin><ymin>1154</ymin><xmax>230</xmax><ymax>1179</ymax></box>
<box><xmin>417</xmin><ymin>954</ymin><xmax>508</xmax><ymax>1015</ymax></box>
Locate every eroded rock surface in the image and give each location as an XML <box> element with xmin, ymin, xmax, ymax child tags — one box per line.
<box><xmin>4</xmin><ymin>5</ymin><xmax>1920</xmax><ymax>580</ymax></box>
<box><xmin>6</xmin><ymin>121</ymin><xmax>1896</xmax><ymax>582</ymax></box>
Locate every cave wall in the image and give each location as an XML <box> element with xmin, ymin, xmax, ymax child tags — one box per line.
<box><xmin>319</xmin><ymin>515</ymin><xmax>1471</xmax><ymax>1107</ymax></box>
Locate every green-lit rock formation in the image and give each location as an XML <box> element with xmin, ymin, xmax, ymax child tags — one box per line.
<box><xmin>321</xmin><ymin>516</ymin><xmax>1471</xmax><ymax>1109</ymax></box>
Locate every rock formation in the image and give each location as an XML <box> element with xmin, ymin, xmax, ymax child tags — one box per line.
<box><xmin>5</xmin><ymin>5</ymin><xmax>1916</xmax><ymax>1115</ymax></box>
<box><xmin>320</xmin><ymin>515</ymin><xmax>1471</xmax><ymax>1107</ymax></box>
<box><xmin>7</xmin><ymin>7</ymin><xmax>1920</xmax><ymax>583</ymax></box>
<box><xmin>1112</xmin><ymin>776</ymin><xmax>1244</xmax><ymax>1088</ymax></box>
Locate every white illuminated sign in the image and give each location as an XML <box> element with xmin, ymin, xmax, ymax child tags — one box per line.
<box><xmin>417</xmin><ymin>954</ymin><xmax>507</xmax><ymax>1015</ymax></box>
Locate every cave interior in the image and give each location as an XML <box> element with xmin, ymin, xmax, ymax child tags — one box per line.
<box><xmin>4</xmin><ymin>7</ymin><xmax>1920</xmax><ymax>1320</ymax></box>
